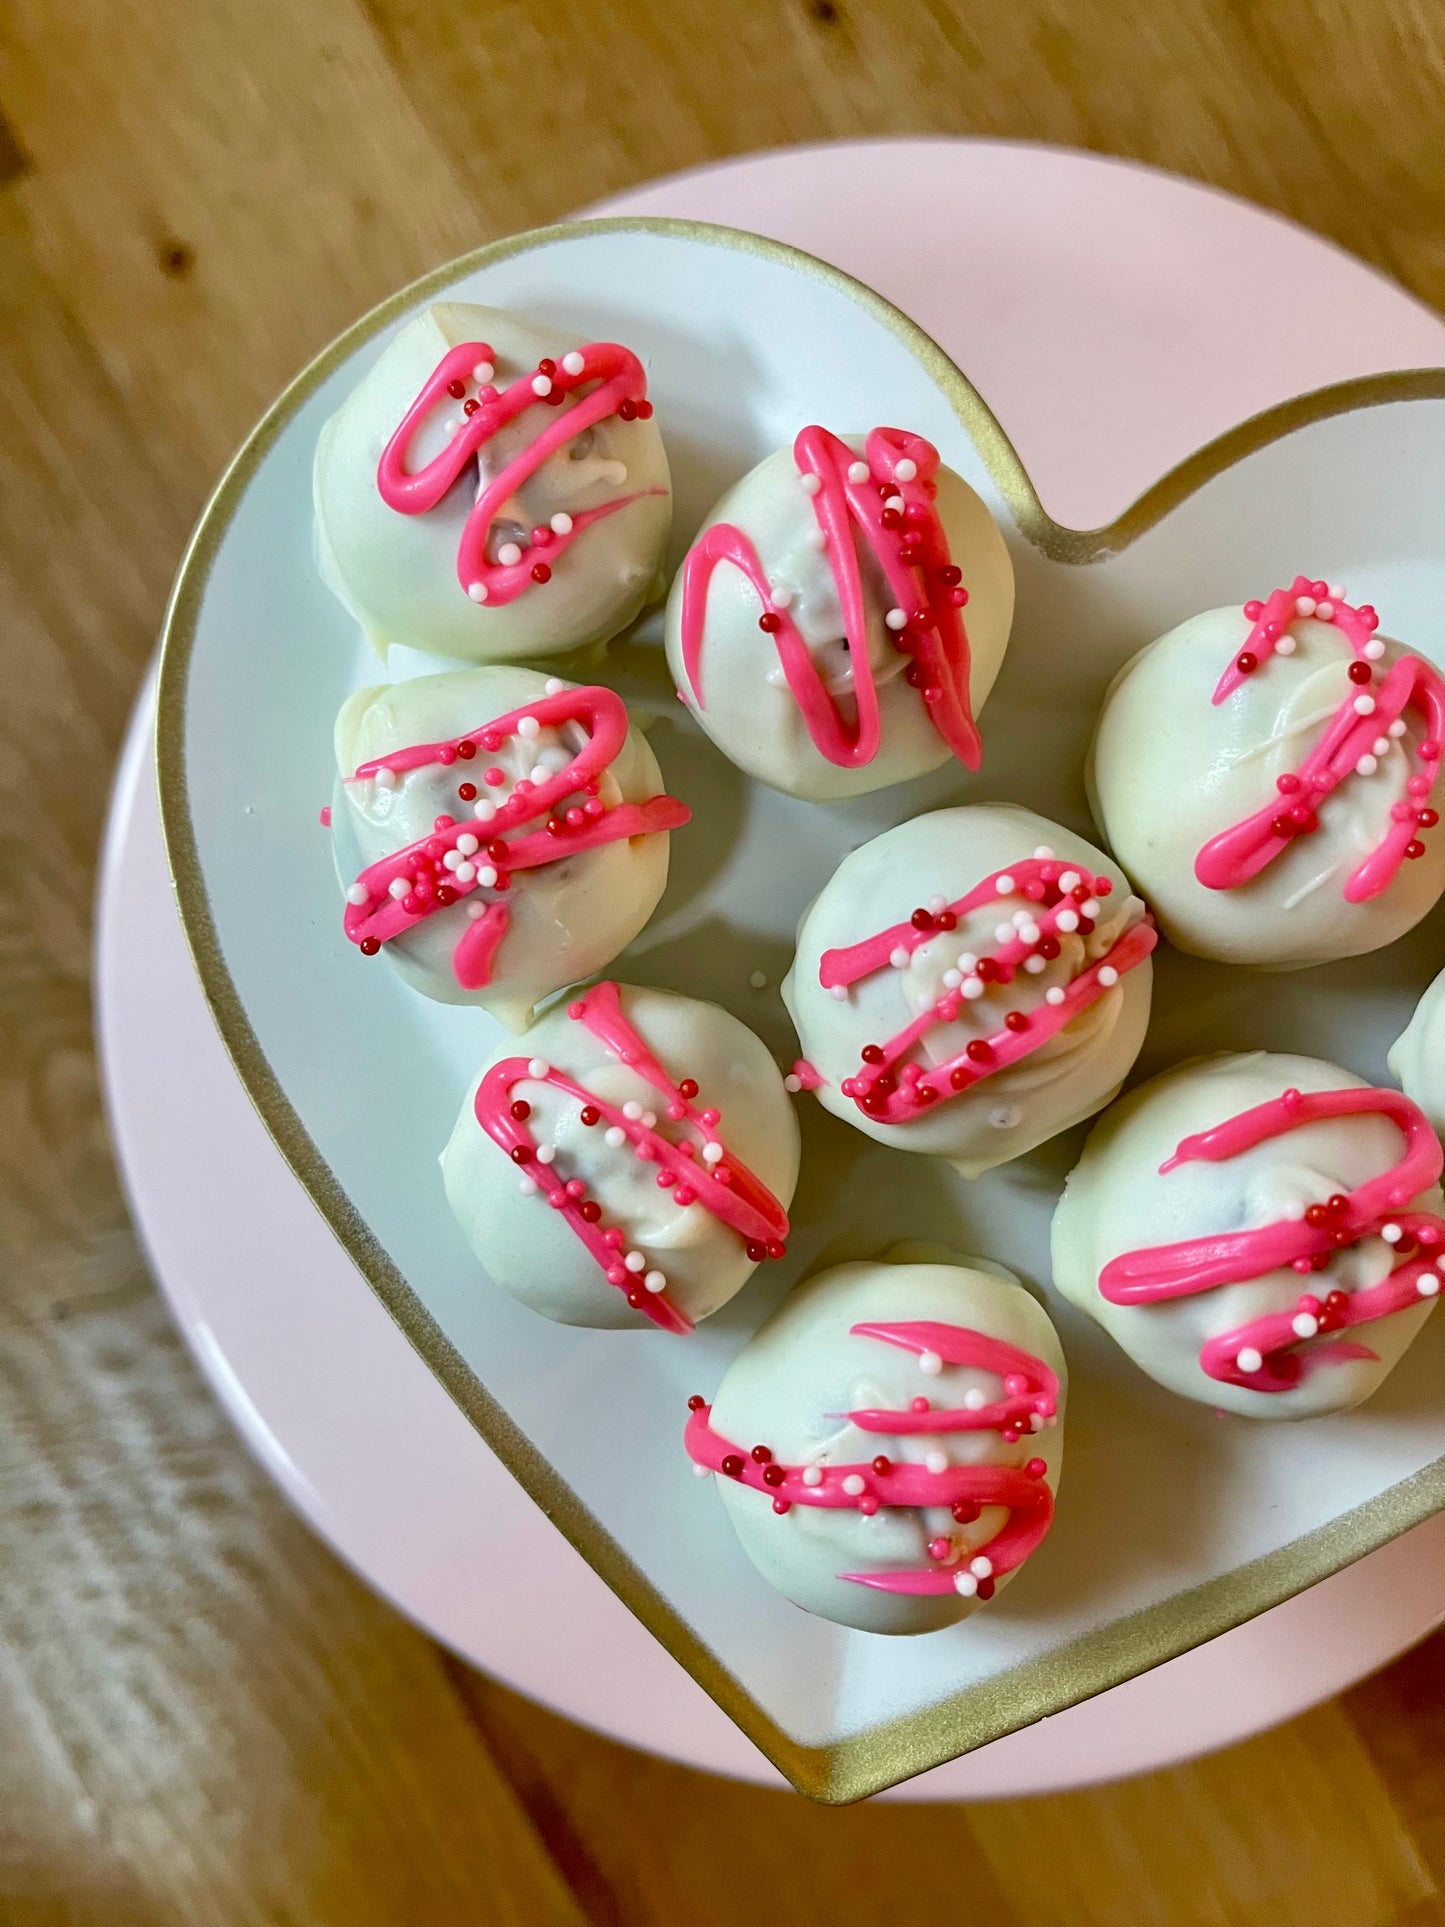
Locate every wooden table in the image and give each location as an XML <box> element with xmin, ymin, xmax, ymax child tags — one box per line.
<box><xmin>3</xmin><ymin>3</ymin><xmax>1445</xmax><ymax>1921</ymax></box>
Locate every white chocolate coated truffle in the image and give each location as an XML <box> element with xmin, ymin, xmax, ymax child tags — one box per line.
<box><xmin>1089</xmin><ymin>594</ymin><xmax>1445</xmax><ymax>968</ymax></box>
<box><xmin>1053</xmin><ymin>1051</ymin><xmax>1445</xmax><ymax>1419</ymax></box>
<box><xmin>315</xmin><ymin>303</ymin><xmax>671</xmax><ymax>661</ymax></box>
<box><xmin>664</xmin><ymin>429</ymin><xmax>1013</xmax><ymax>800</ymax></box>
<box><xmin>441</xmin><ymin>983</ymin><xmax>800</xmax><ymax>1332</ymax></box>
<box><xmin>332</xmin><ymin>666</ymin><xmax>683</xmax><ymax>1029</ymax></box>
<box><xmin>1389</xmin><ymin>966</ymin><xmax>1445</xmax><ymax>1139</ymax></box>
<box><xmin>783</xmin><ymin>805</ymin><xmax>1154</xmax><ymax>1176</ymax></box>
<box><xmin>688</xmin><ymin>1257</ymin><xmax>1065</xmax><ymax>1635</ymax></box>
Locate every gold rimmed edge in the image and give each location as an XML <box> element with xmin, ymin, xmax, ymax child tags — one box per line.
<box><xmin>155</xmin><ymin>212</ymin><xmax>1445</xmax><ymax>1803</ymax></box>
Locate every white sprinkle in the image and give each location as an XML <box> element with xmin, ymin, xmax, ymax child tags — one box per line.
<box><xmin>963</xmin><ymin>1389</ymin><xmax>986</xmax><ymax>1411</ymax></box>
<box><xmin>1029</xmin><ymin>1411</ymin><xmax>1044</xmax><ymax>1432</ymax></box>
<box><xmin>641</xmin><ymin>1111</ymin><xmax>658</xmax><ymax>1130</ymax></box>
<box><xmin>1316</xmin><ymin>600</ymin><xmax>1335</xmax><ymax>621</ymax></box>
<box><xmin>561</xmin><ymin>350</ymin><xmax>585</xmax><ymax>376</ymax></box>
<box><xmin>842</xmin><ymin>1473</ymin><xmax>866</xmax><ymax>1495</ymax></box>
<box><xmin>702</xmin><ymin>1142</ymin><xmax>724</xmax><ymax>1164</ymax></box>
<box><xmin>446</xmin><ymin>418</ymin><xmax>461</xmax><ymax>438</ymax></box>
<box><xmin>472</xmin><ymin>360</ymin><xmax>495</xmax><ymax>385</ymax></box>
<box><xmin>885</xmin><ymin>495</ymin><xmax>906</xmax><ymax>515</ymax></box>
<box><xmin>1295</xmin><ymin>595</ymin><xmax>1317</xmax><ymax>617</ymax></box>
<box><xmin>963</xmin><ymin>977</ymin><xmax>985</xmax><ymax>1000</ymax></box>
<box><xmin>942</xmin><ymin>968</ymin><xmax>963</xmax><ymax>989</ymax></box>
<box><xmin>784</xmin><ymin>1075</ymin><xmax>801</xmax><ymax>1093</ymax></box>
<box><xmin>1045</xmin><ymin>987</ymin><xmax>1066</xmax><ymax>1007</ymax></box>
<box><xmin>995</xmin><ymin>874</ymin><xmax>1016</xmax><ymax>895</ymax></box>
<box><xmin>890</xmin><ymin>947</ymin><xmax>910</xmax><ymax>969</ymax></box>
<box><xmin>1292</xmin><ymin>1312</ymin><xmax>1319</xmax><ymax>1339</ymax></box>
<box><xmin>388</xmin><ymin>878</ymin><xmax>409</xmax><ymax>900</ymax></box>
<box><xmin>1389</xmin><ymin>718</ymin><xmax>1407</xmax><ymax>738</ymax></box>
<box><xmin>805</xmin><ymin>526</ymin><xmax>828</xmax><ymax>550</ymax></box>
<box><xmin>1372</xmin><ymin>737</ymin><xmax>1390</xmax><ymax>757</ymax></box>
<box><xmin>970</xmin><ymin>1555</ymin><xmax>994</xmax><ymax>1579</ymax></box>
<box><xmin>847</xmin><ymin>460</ymin><xmax>870</xmax><ymax>483</ymax></box>
<box><xmin>953</xmin><ymin>1572</ymin><xmax>979</xmax><ymax>1597</ymax></box>
<box><xmin>1082</xmin><ymin>898</ymin><xmax>1101</xmax><ymax>918</ymax></box>
<box><xmin>771</xmin><ymin>584</ymin><xmax>794</xmax><ymax>609</ymax></box>
<box><xmin>928</xmin><ymin>893</ymin><xmax>949</xmax><ymax>915</ymax></box>
<box><xmin>467</xmin><ymin>581</ymin><xmax>489</xmax><ymax>603</ymax></box>
<box><xmin>1356</xmin><ymin>754</ymin><xmax>1379</xmax><ymax>776</ymax></box>
<box><xmin>1017</xmin><ymin>919</ymin><xmax>1041</xmax><ymax>944</ymax></box>
<box><xmin>1418</xmin><ymin>1273</ymin><xmax>1441</xmax><ymax>1297</ymax></box>
<box><xmin>1237</xmin><ymin>1347</ymin><xmax>1264</xmax><ymax>1374</ymax></box>
<box><xmin>455</xmin><ymin>862</ymin><xmax>476</xmax><ymax>883</ymax></box>
<box><xmin>1329</xmin><ymin>583</ymin><xmax>1347</xmax><ymax>601</ymax></box>
<box><xmin>1276</xmin><ymin>634</ymin><xmax>1297</xmax><ymax>655</ymax></box>
<box><xmin>693</xmin><ymin>1462</ymin><xmax>711</xmax><ymax>1478</ymax></box>
<box><xmin>518</xmin><ymin>1175</ymin><xmax>538</xmax><ymax>1196</ymax></box>
<box><xmin>802</xmin><ymin>1466</ymin><xmax>823</xmax><ymax>1487</ymax></box>
<box><xmin>604</xmin><ymin>1126</ymin><xmax>626</xmax><ymax>1148</ymax></box>
<box><xmin>919</xmin><ymin>1350</ymin><xmax>943</xmax><ymax>1377</ymax></box>
<box><xmin>749</xmin><ymin>970</ymin><xmax>767</xmax><ymax>989</ymax></box>
<box><xmin>466</xmin><ymin>901</ymin><xmax>486</xmax><ymax>920</ymax></box>
<box><xmin>443</xmin><ymin>849</ymin><xmax>462</xmax><ymax>871</ymax></box>
<box><xmin>375</xmin><ymin>767</ymin><xmax>398</xmax><ymax>790</ymax></box>
<box><xmin>456</xmin><ymin>832</ymin><xmax>479</xmax><ymax>856</ymax></box>
<box><xmin>1033</xmin><ymin>845</ymin><xmax>1055</xmax><ymax>859</ymax></box>
<box><xmin>1024</xmin><ymin>955</ymin><xmax>1046</xmax><ymax>974</ymax></box>
<box><xmin>884</xmin><ymin>608</ymin><xmax>908</xmax><ymax>631</ymax></box>
<box><xmin>644</xmin><ymin>1269</ymin><xmax>667</xmax><ymax>1294</ymax></box>
<box><xmin>517</xmin><ymin>716</ymin><xmax>540</xmax><ymax>739</ymax></box>
<box><xmin>498</xmin><ymin>542</ymin><xmax>523</xmax><ymax>567</ymax></box>
<box><xmin>528</xmin><ymin>1059</ymin><xmax>550</xmax><ymax>1080</ymax></box>
<box><xmin>547</xmin><ymin>516</ymin><xmax>575</xmax><ymax>544</ymax></box>
<box><xmin>830</xmin><ymin>984</ymin><xmax>848</xmax><ymax>1001</ymax></box>
<box><xmin>894</xmin><ymin>457</ymin><xmax>918</xmax><ymax>482</ymax></box>
<box><xmin>958</xmin><ymin>953</ymin><xmax>978</xmax><ymax>972</ymax></box>
<box><xmin>473</xmin><ymin>800</ymin><xmax>495</xmax><ymax>822</ymax></box>
<box><xmin>530</xmin><ymin>764</ymin><xmax>551</xmax><ymax>785</ymax></box>
<box><xmin>624</xmin><ymin>1250</ymin><xmax>646</xmax><ymax>1273</ymax></box>
<box><xmin>346</xmin><ymin>883</ymin><xmax>369</xmax><ymax>906</ymax></box>
<box><xmin>925</xmin><ymin>1450</ymin><xmax>948</xmax><ymax>1475</ymax></box>
<box><xmin>1056</xmin><ymin>909</ymin><xmax>1080</xmax><ymax>933</ymax></box>
<box><xmin>535</xmin><ymin>1144</ymin><xmax>556</xmax><ymax>1166</ymax></box>
<box><xmin>1383</xmin><ymin>1223</ymin><xmax>1403</xmax><ymax>1243</ymax></box>
<box><xmin>994</xmin><ymin>921</ymin><xmax>1016</xmax><ymax>944</ymax></box>
<box><xmin>623</xmin><ymin>1101</ymin><xmax>643</xmax><ymax>1121</ymax></box>
<box><xmin>1058</xmin><ymin>870</ymin><xmax>1081</xmax><ymax>892</ymax></box>
<box><xmin>1098</xmin><ymin>965</ymin><xmax>1119</xmax><ymax>987</ymax></box>
<box><xmin>799</xmin><ymin>472</ymin><xmax>822</xmax><ymax>496</ymax></box>
<box><xmin>1354</xmin><ymin>694</ymin><xmax>1376</xmax><ymax>715</ymax></box>
<box><xmin>531</xmin><ymin>374</ymin><xmax>552</xmax><ymax>397</ymax></box>
<box><xmin>1365</xmin><ymin>639</ymin><xmax>1386</xmax><ymax>661</ymax></box>
<box><xmin>476</xmin><ymin>865</ymin><xmax>498</xmax><ymax>888</ymax></box>
<box><xmin>1283</xmin><ymin>1200</ymin><xmax>1306</xmax><ymax>1221</ymax></box>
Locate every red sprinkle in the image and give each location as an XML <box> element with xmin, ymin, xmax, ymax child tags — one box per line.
<box><xmin>359</xmin><ymin>937</ymin><xmax>381</xmax><ymax>956</ymax></box>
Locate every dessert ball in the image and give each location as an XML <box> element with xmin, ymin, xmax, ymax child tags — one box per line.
<box><xmin>782</xmin><ymin>804</ymin><xmax>1155</xmax><ymax>1176</ymax></box>
<box><xmin>1389</xmin><ymin>966</ymin><xmax>1445</xmax><ymax>1140</ymax></box>
<box><xmin>1053</xmin><ymin>1051</ymin><xmax>1445</xmax><ymax>1419</ymax></box>
<box><xmin>315</xmin><ymin>302</ymin><xmax>672</xmax><ymax>660</ymax></box>
<box><xmin>441</xmin><ymin>982</ymin><xmax>799</xmax><ymax>1334</ymax></box>
<box><xmin>685</xmin><ymin>1256</ymin><xmax>1065</xmax><ymax>1634</ymax></box>
<box><xmin>664</xmin><ymin>425</ymin><xmax>1013</xmax><ymax>800</ymax></box>
<box><xmin>1089</xmin><ymin>577</ymin><xmax>1445</xmax><ymax>968</ymax></box>
<box><xmin>333</xmin><ymin>666</ymin><xmax>688</xmax><ymax>1029</ymax></box>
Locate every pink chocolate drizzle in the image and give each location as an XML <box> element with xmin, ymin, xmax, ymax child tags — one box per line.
<box><xmin>376</xmin><ymin>338</ymin><xmax>665</xmax><ymax>606</ymax></box>
<box><xmin>472</xmin><ymin>982</ymin><xmax>791</xmax><ymax>1336</ymax></box>
<box><xmin>821</xmin><ymin>857</ymin><xmax>1156</xmax><ymax>1124</ymax></box>
<box><xmin>677</xmin><ymin>426</ymin><xmax>981</xmax><ymax>770</ymax></box>
<box><xmin>686</xmin><ymin>1320</ymin><xmax>1057</xmax><ymax>1595</ymax></box>
<box><xmin>1100</xmin><ymin>1084</ymin><xmax>1445</xmax><ymax>1394</ymax></box>
<box><xmin>1195</xmin><ymin>577</ymin><xmax>1444</xmax><ymax>903</ymax></box>
<box><xmin>341</xmin><ymin>686</ymin><xmax>689</xmax><ymax>990</ymax></box>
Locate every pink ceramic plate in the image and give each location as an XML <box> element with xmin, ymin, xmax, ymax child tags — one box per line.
<box><xmin>100</xmin><ymin>140</ymin><xmax>1445</xmax><ymax>1799</ymax></box>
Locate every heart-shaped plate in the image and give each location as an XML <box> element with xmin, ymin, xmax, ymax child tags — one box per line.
<box><xmin>157</xmin><ymin>217</ymin><xmax>1445</xmax><ymax>1801</ymax></box>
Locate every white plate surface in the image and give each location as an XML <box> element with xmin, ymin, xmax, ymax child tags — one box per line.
<box><xmin>104</xmin><ymin>141</ymin><xmax>1445</xmax><ymax>1798</ymax></box>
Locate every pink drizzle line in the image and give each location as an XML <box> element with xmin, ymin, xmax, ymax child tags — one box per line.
<box><xmin>685</xmin><ymin>1320</ymin><xmax>1057</xmax><ymax>1595</ymax></box>
<box><xmin>1099</xmin><ymin>1084</ymin><xmax>1445</xmax><ymax>1394</ymax></box>
<box><xmin>1195</xmin><ymin>576</ymin><xmax>1445</xmax><ymax>903</ymax></box>
<box><xmin>678</xmin><ymin>426</ymin><xmax>982</xmax><ymax>770</ymax></box>
<box><xmin>820</xmin><ymin>857</ymin><xmax>1155</xmax><ymax>1125</ymax></box>
<box><xmin>473</xmin><ymin>982</ymin><xmax>791</xmax><ymax>1337</ymax></box>
<box><xmin>341</xmin><ymin>686</ymin><xmax>690</xmax><ymax>990</ymax></box>
<box><xmin>376</xmin><ymin>339</ymin><xmax>666</xmax><ymax>606</ymax></box>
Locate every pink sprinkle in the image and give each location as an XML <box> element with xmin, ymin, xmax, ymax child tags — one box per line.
<box><xmin>911</xmin><ymin>1396</ymin><xmax>929</xmax><ymax>1413</ymax></box>
<box><xmin>668</xmin><ymin>1101</ymin><xmax>686</xmax><ymax>1120</ymax></box>
<box><xmin>673</xmin><ymin>1186</ymin><xmax>696</xmax><ymax>1206</ymax></box>
<box><xmin>858</xmin><ymin>1496</ymin><xmax>879</xmax><ymax>1516</ymax></box>
<box><xmin>584</xmin><ymin>798</ymin><xmax>605</xmax><ymax>818</ymax></box>
<box><xmin>606</xmin><ymin>1264</ymin><xmax>626</xmax><ymax>1285</ymax></box>
<box><xmin>319</xmin><ymin>805</ymin><xmax>332</xmax><ymax>826</ymax></box>
<box><xmin>484</xmin><ymin>767</ymin><xmax>505</xmax><ymax>787</ymax></box>
<box><xmin>566</xmin><ymin>806</ymin><xmax>586</xmax><ymax>827</ymax></box>
<box><xmin>927</xmin><ymin>1537</ymin><xmax>952</xmax><ymax>1561</ymax></box>
<box><xmin>567</xmin><ymin>1001</ymin><xmax>586</xmax><ymax>1019</ymax></box>
<box><xmin>604</xmin><ymin>1227</ymin><xmax>624</xmax><ymax>1249</ymax></box>
<box><xmin>701</xmin><ymin>1108</ymin><xmax>721</xmax><ymax>1128</ymax></box>
<box><xmin>656</xmin><ymin>1171</ymin><xmax>675</xmax><ymax>1188</ymax></box>
<box><xmin>564</xmin><ymin>1178</ymin><xmax>586</xmax><ymax>1199</ymax></box>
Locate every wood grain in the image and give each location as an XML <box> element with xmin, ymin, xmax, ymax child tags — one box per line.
<box><xmin>3</xmin><ymin>0</ymin><xmax>1445</xmax><ymax>1919</ymax></box>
